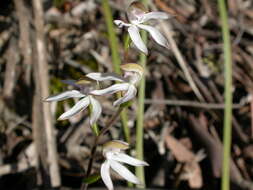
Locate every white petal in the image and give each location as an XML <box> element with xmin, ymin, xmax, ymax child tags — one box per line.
<box><xmin>45</xmin><ymin>90</ymin><xmax>85</xmax><ymax>102</ymax></box>
<box><xmin>110</xmin><ymin>153</ymin><xmax>149</xmax><ymax>166</ymax></box>
<box><xmin>90</xmin><ymin>83</ymin><xmax>130</xmax><ymax>96</ymax></box>
<box><xmin>109</xmin><ymin>160</ymin><xmax>141</xmax><ymax>184</ymax></box>
<box><xmin>86</xmin><ymin>73</ymin><xmax>126</xmax><ymax>82</ymax></box>
<box><xmin>141</xmin><ymin>12</ymin><xmax>169</xmax><ymax>23</ymax></box>
<box><xmin>58</xmin><ymin>97</ymin><xmax>90</xmax><ymax>120</ymax></box>
<box><xmin>89</xmin><ymin>96</ymin><xmax>102</xmax><ymax>126</ymax></box>
<box><xmin>101</xmin><ymin>161</ymin><xmax>114</xmax><ymax>190</ymax></box>
<box><xmin>113</xmin><ymin>84</ymin><xmax>137</xmax><ymax>106</ymax></box>
<box><xmin>128</xmin><ymin>25</ymin><xmax>148</xmax><ymax>55</ymax></box>
<box><xmin>114</xmin><ymin>20</ymin><xmax>131</xmax><ymax>28</ymax></box>
<box><xmin>137</xmin><ymin>24</ymin><xmax>168</xmax><ymax>48</ymax></box>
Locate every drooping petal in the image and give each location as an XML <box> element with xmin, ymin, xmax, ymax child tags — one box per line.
<box><xmin>45</xmin><ymin>90</ymin><xmax>85</xmax><ymax>102</ymax></box>
<box><xmin>101</xmin><ymin>161</ymin><xmax>114</xmax><ymax>190</ymax></box>
<box><xmin>140</xmin><ymin>11</ymin><xmax>169</xmax><ymax>23</ymax></box>
<box><xmin>89</xmin><ymin>96</ymin><xmax>102</xmax><ymax>126</ymax></box>
<box><xmin>137</xmin><ymin>24</ymin><xmax>168</xmax><ymax>48</ymax></box>
<box><xmin>110</xmin><ymin>153</ymin><xmax>149</xmax><ymax>167</ymax></box>
<box><xmin>113</xmin><ymin>84</ymin><xmax>137</xmax><ymax>106</ymax></box>
<box><xmin>128</xmin><ymin>25</ymin><xmax>148</xmax><ymax>55</ymax></box>
<box><xmin>90</xmin><ymin>83</ymin><xmax>130</xmax><ymax>96</ymax></box>
<box><xmin>58</xmin><ymin>97</ymin><xmax>90</xmax><ymax>120</ymax></box>
<box><xmin>114</xmin><ymin>20</ymin><xmax>131</xmax><ymax>28</ymax></box>
<box><xmin>109</xmin><ymin>160</ymin><xmax>141</xmax><ymax>184</ymax></box>
<box><xmin>86</xmin><ymin>73</ymin><xmax>126</xmax><ymax>82</ymax></box>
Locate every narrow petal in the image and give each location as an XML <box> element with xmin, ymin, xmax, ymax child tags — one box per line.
<box><xmin>109</xmin><ymin>160</ymin><xmax>141</xmax><ymax>184</ymax></box>
<box><xmin>110</xmin><ymin>153</ymin><xmax>149</xmax><ymax>166</ymax></box>
<box><xmin>137</xmin><ymin>24</ymin><xmax>168</xmax><ymax>48</ymax></box>
<box><xmin>114</xmin><ymin>20</ymin><xmax>131</xmax><ymax>28</ymax></box>
<box><xmin>58</xmin><ymin>97</ymin><xmax>90</xmax><ymax>120</ymax></box>
<box><xmin>128</xmin><ymin>25</ymin><xmax>148</xmax><ymax>55</ymax></box>
<box><xmin>86</xmin><ymin>73</ymin><xmax>126</xmax><ymax>82</ymax></box>
<box><xmin>89</xmin><ymin>96</ymin><xmax>102</xmax><ymax>126</ymax></box>
<box><xmin>113</xmin><ymin>85</ymin><xmax>137</xmax><ymax>106</ymax></box>
<box><xmin>45</xmin><ymin>90</ymin><xmax>85</xmax><ymax>102</ymax></box>
<box><xmin>90</xmin><ymin>83</ymin><xmax>129</xmax><ymax>96</ymax></box>
<box><xmin>101</xmin><ymin>161</ymin><xmax>114</xmax><ymax>190</ymax></box>
<box><xmin>141</xmin><ymin>12</ymin><xmax>169</xmax><ymax>23</ymax></box>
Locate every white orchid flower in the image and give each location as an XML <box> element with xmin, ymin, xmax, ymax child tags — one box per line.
<box><xmin>45</xmin><ymin>78</ymin><xmax>102</xmax><ymax>126</ymax></box>
<box><xmin>101</xmin><ymin>140</ymin><xmax>148</xmax><ymax>190</ymax></box>
<box><xmin>114</xmin><ymin>1</ymin><xmax>169</xmax><ymax>54</ymax></box>
<box><xmin>86</xmin><ymin>63</ymin><xmax>144</xmax><ymax>106</ymax></box>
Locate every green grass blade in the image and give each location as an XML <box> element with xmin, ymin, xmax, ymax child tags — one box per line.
<box><xmin>218</xmin><ymin>0</ymin><xmax>233</xmax><ymax>190</ymax></box>
<box><xmin>135</xmin><ymin>0</ymin><xmax>148</xmax><ymax>187</ymax></box>
<box><xmin>102</xmin><ymin>0</ymin><xmax>130</xmax><ymax>143</ymax></box>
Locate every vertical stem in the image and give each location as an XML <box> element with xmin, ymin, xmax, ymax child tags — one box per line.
<box><xmin>89</xmin><ymin>104</ymin><xmax>100</xmax><ymax>136</ymax></box>
<box><xmin>135</xmin><ymin>0</ymin><xmax>148</xmax><ymax>187</ymax></box>
<box><xmin>218</xmin><ymin>0</ymin><xmax>233</xmax><ymax>190</ymax></box>
<box><xmin>102</xmin><ymin>0</ymin><xmax>130</xmax><ymax>143</ymax></box>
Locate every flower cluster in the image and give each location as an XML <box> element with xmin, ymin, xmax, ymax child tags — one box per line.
<box><xmin>45</xmin><ymin>1</ymin><xmax>169</xmax><ymax>190</ymax></box>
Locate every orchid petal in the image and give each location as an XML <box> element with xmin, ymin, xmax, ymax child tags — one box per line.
<box><xmin>113</xmin><ymin>84</ymin><xmax>137</xmax><ymax>106</ymax></box>
<box><xmin>128</xmin><ymin>25</ymin><xmax>148</xmax><ymax>55</ymax></box>
<box><xmin>89</xmin><ymin>96</ymin><xmax>102</xmax><ymax>126</ymax></box>
<box><xmin>137</xmin><ymin>24</ymin><xmax>168</xmax><ymax>48</ymax></box>
<box><xmin>141</xmin><ymin>12</ymin><xmax>169</xmax><ymax>23</ymax></box>
<box><xmin>58</xmin><ymin>97</ymin><xmax>90</xmax><ymax>120</ymax></box>
<box><xmin>110</xmin><ymin>153</ymin><xmax>149</xmax><ymax>167</ymax></box>
<box><xmin>86</xmin><ymin>73</ymin><xmax>126</xmax><ymax>82</ymax></box>
<box><xmin>90</xmin><ymin>83</ymin><xmax>130</xmax><ymax>96</ymax></box>
<box><xmin>114</xmin><ymin>20</ymin><xmax>131</xmax><ymax>28</ymax></box>
<box><xmin>45</xmin><ymin>90</ymin><xmax>85</xmax><ymax>102</ymax></box>
<box><xmin>109</xmin><ymin>160</ymin><xmax>141</xmax><ymax>184</ymax></box>
<box><xmin>101</xmin><ymin>161</ymin><xmax>114</xmax><ymax>190</ymax></box>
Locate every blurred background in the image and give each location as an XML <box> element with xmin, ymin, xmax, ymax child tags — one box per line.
<box><xmin>0</xmin><ymin>0</ymin><xmax>253</xmax><ymax>189</ymax></box>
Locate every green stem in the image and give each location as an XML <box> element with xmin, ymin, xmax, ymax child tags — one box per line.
<box><xmin>135</xmin><ymin>0</ymin><xmax>148</xmax><ymax>187</ymax></box>
<box><xmin>218</xmin><ymin>0</ymin><xmax>233</xmax><ymax>190</ymax></box>
<box><xmin>89</xmin><ymin>104</ymin><xmax>99</xmax><ymax>136</ymax></box>
<box><xmin>102</xmin><ymin>0</ymin><xmax>130</xmax><ymax>143</ymax></box>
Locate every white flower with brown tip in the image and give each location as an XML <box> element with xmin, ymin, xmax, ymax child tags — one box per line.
<box><xmin>45</xmin><ymin>78</ymin><xmax>102</xmax><ymax>126</ymax></box>
<box><xmin>114</xmin><ymin>1</ymin><xmax>169</xmax><ymax>54</ymax></box>
<box><xmin>101</xmin><ymin>140</ymin><xmax>148</xmax><ymax>190</ymax></box>
<box><xmin>86</xmin><ymin>63</ymin><xmax>144</xmax><ymax>106</ymax></box>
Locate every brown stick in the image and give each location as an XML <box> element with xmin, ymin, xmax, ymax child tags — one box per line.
<box><xmin>32</xmin><ymin>0</ymin><xmax>61</xmax><ymax>187</ymax></box>
<box><xmin>13</xmin><ymin>0</ymin><xmax>32</xmax><ymax>85</ymax></box>
<box><xmin>3</xmin><ymin>38</ymin><xmax>18</xmax><ymax>100</ymax></box>
<box><xmin>144</xmin><ymin>99</ymin><xmax>245</xmax><ymax>109</ymax></box>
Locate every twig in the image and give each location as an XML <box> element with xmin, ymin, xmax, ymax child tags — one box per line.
<box><xmin>3</xmin><ymin>38</ymin><xmax>18</xmax><ymax>100</ymax></box>
<box><xmin>32</xmin><ymin>0</ymin><xmax>60</xmax><ymax>187</ymax></box>
<box><xmin>144</xmin><ymin>99</ymin><xmax>245</xmax><ymax>109</ymax></box>
<box><xmin>14</xmin><ymin>0</ymin><xmax>32</xmax><ymax>85</ymax></box>
<box><xmin>150</xmin><ymin>4</ymin><xmax>204</xmax><ymax>102</ymax></box>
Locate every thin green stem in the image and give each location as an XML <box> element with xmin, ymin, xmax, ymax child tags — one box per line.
<box><xmin>102</xmin><ymin>0</ymin><xmax>130</xmax><ymax>143</ymax></box>
<box><xmin>218</xmin><ymin>0</ymin><xmax>233</xmax><ymax>190</ymax></box>
<box><xmin>135</xmin><ymin>0</ymin><xmax>148</xmax><ymax>187</ymax></box>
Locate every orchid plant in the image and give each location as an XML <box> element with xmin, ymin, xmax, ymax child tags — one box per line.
<box><xmin>45</xmin><ymin>1</ymin><xmax>169</xmax><ymax>190</ymax></box>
